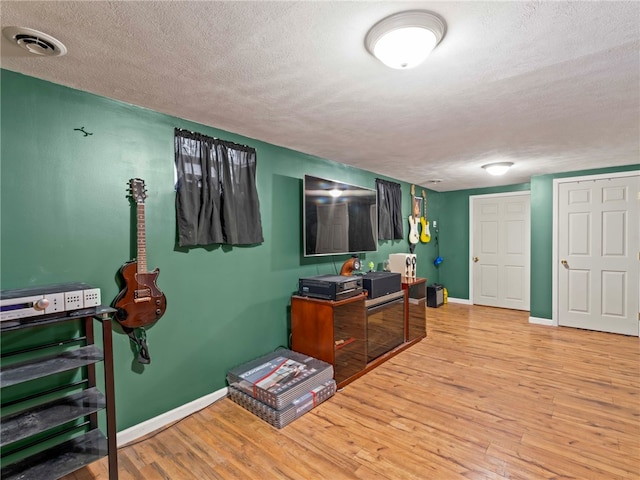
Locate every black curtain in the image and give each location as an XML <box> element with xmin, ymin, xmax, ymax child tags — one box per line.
<box><xmin>174</xmin><ymin>128</ymin><xmax>263</xmax><ymax>247</ymax></box>
<box><xmin>376</xmin><ymin>178</ymin><xmax>403</xmax><ymax>240</ymax></box>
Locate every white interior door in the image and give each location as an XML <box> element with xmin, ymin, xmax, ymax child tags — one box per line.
<box><xmin>472</xmin><ymin>193</ymin><xmax>530</xmax><ymax>310</ymax></box>
<box><xmin>557</xmin><ymin>175</ymin><xmax>639</xmax><ymax>335</ymax></box>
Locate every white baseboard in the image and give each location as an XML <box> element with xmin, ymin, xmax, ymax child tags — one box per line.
<box><xmin>117</xmin><ymin>387</ymin><xmax>228</xmax><ymax>447</ymax></box>
<box><xmin>529</xmin><ymin>316</ymin><xmax>554</xmax><ymax>326</ymax></box>
<box><xmin>447</xmin><ymin>297</ymin><xmax>471</xmax><ymax>305</ymax></box>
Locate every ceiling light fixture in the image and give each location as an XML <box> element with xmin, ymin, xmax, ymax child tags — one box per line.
<box><xmin>365</xmin><ymin>10</ymin><xmax>446</xmax><ymax>69</ymax></box>
<box><xmin>2</xmin><ymin>26</ymin><xmax>67</xmax><ymax>57</ymax></box>
<box><xmin>482</xmin><ymin>162</ymin><xmax>514</xmax><ymax>176</ymax></box>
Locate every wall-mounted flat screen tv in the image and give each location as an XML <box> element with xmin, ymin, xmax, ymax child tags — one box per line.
<box><xmin>303</xmin><ymin>175</ymin><xmax>378</xmax><ymax>257</ymax></box>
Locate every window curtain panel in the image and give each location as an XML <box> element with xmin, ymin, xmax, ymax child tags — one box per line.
<box><xmin>376</xmin><ymin>178</ymin><xmax>403</xmax><ymax>240</ymax></box>
<box><xmin>174</xmin><ymin>128</ymin><xmax>264</xmax><ymax>247</ymax></box>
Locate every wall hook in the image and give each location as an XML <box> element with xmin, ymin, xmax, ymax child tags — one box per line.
<box><xmin>73</xmin><ymin>127</ymin><xmax>93</xmax><ymax>137</ymax></box>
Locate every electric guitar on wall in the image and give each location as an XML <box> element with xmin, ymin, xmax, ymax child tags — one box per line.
<box><xmin>408</xmin><ymin>185</ymin><xmax>420</xmax><ymax>245</ymax></box>
<box><xmin>114</xmin><ymin>179</ymin><xmax>167</xmax><ymax>362</ymax></box>
<box><xmin>420</xmin><ymin>189</ymin><xmax>431</xmax><ymax>243</ymax></box>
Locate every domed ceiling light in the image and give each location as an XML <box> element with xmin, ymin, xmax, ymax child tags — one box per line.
<box><xmin>365</xmin><ymin>11</ymin><xmax>446</xmax><ymax>69</ymax></box>
<box><xmin>482</xmin><ymin>162</ymin><xmax>514</xmax><ymax>176</ymax></box>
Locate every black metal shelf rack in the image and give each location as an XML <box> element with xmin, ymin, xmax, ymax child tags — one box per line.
<box><xmin>0</xmin><ymin>306</ymin><xmax>118</xmax><ymax>480</ymax></box>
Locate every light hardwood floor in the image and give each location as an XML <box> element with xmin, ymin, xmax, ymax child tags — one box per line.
<box><xmin>65</xmin><ymin>303</ymin><xmax>639</xmax><ymax>479</ymax></box>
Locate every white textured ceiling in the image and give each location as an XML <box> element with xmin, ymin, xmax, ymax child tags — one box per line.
<box><xmin>1</xmin><ymin>1</ymin><xmax>639</xmax><ymax>191</ymax></box>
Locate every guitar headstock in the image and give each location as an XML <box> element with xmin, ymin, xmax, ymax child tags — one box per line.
<box><xmin>128</xmin><ymin>178</ymin><xmax>147</xmax><ymax>204</ymax></box>
<box><xmin>422</xmin><ymin>189</ymin><xmax>427</xmax><ymax>200</ymax></box>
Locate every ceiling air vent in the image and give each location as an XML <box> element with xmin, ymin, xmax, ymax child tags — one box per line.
<box><xmin>2</xmin><ymin>27</ymin><xmax>67</xmax><ymax>56</ymax></box>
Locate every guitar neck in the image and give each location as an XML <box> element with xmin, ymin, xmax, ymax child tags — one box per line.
<box><xmin>422</xmin><ymin>190</ymin><xmax>427</xmax><ymax>217</ymax></box>
<box><xmin>137</xmin><ymin>203</ymin><xmax>147</xmax><ymax>273</ymax></box>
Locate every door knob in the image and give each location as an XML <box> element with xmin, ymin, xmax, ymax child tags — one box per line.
<box><xmin>473</xmin><ymin>256</ymin><xmax>479</xmax><ymax>263</ymax></box>
<box><xmin>561</xmin><ymin>259</ymin><xmax>569</xmax><ymax>269</ymax></box>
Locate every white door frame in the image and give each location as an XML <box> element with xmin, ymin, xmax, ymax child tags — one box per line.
<box><xmin>552</xmin><ymin>170</ymin><xmax>640</xmax><ymax>334</ymax></box>
<box><xmin>469</xmin><ymin>191</ymin><xmax>531</xmax><ymax>306</ymax></box>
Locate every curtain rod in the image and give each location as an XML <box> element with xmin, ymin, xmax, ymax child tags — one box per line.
<box><xmin>174</xmin><ymin>127</ymin><xmax>253</xmax><ymax>151</ymax></box>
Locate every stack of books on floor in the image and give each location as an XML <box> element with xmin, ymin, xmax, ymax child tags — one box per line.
<box><xmin>227</xmin><ymin>348</ymin><xmax>336</xmax><ymax>428</ymax></box>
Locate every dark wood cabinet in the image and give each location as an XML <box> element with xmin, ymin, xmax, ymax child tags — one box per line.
<box><xmin>291</xmin><ymin>293</ymin><xmax>366</xmax><ymax>387</ymax></box>
<box><xmin>291</xmin><ymin>286</ymin><xmax>424</xmax><ymax>388</ymax></box>
<box><xmin>402</xmin><ymin>276</ymin><xmax>427</xmax><ymax>342</ymax></box>
<box><xmin>0</xmin><ymin>307</ymin><xmax>118</xmax><ymax>480</ymax></box>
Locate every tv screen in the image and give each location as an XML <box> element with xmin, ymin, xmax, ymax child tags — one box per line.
<box><xmin>303</xmin><ymin>175</ymin><xmax>378</xmax><ymax>257</ymax></box>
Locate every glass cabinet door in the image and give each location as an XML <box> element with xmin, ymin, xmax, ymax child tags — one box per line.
<box><xmin>406</xmin><ymin>281</ymin><xmax>427</xmax><ymax>341</ymax></box>
<box><xmin>333</xmin><ymin>299</ymin><xmax>366</xmax><ymax>384</ymax></box>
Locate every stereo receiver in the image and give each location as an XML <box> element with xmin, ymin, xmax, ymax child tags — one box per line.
<box><xmin>298</xmin><ymin>275</ymin><xmax>363</xmax><ymax>301</ymax></box>
<box><xmin>0</xmin><ymin>283</ymin><xmax>101</xmax><ymax>322</ymax></box>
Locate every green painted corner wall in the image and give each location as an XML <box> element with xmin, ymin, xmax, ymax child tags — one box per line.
<box><xmin>529</xmin><ymin>165</ymin><xmax>640</xmax><ymax>319</ymax></box>
<box><xmin>434</xmin><ymin>165</ymin><xmax>639</xmax><ymax>320</ymax></box>
<box><xmin>436</xmin><ymin>183</ymin><xmax>530</xmax><ymax>299</ymax></box>
<box><xmin>0</xmin><ymin>70</ymin><xmax>440</xmax><ymax>431</ymax></box>
<box><xmin>3</xmin><ymin>69</ymin><xmax>635</xmax><ymax>432</ymax></box>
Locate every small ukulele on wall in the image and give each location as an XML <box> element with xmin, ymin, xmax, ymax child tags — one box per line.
<box><xmin>420</xmin><ymin>189</ymin><xmax>431</xmax><ymax>243</ymax></box>
<box><xmin>113</xmin><ymin>178</ymin><xmax>167</xmax><ymax>364</ymax></box>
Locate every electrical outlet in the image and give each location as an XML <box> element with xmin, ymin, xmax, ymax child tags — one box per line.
<box><xmin>83</xmin><ymin>288</ymin><xmax>101</xmax><ymax>307</ymax></box>
<box><xmin>64</xmin><ymin>290</ymin><xmax>84</xmax><ymax>310</ymax></box>
<box><xmin>433</xmin><ymin>220</ymin><xmax>437</xmax><ymax>228</ymax></box>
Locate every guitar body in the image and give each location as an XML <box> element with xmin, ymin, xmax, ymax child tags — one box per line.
<box><xmin>114</xmin><ymin>178</ymin><xmax>166</xmax><ymax>364</ymax></box>
<box><xmin>420</xmin><ymin>189</ymin><xmax>431</xmax><ymax>243</ymax></box>
<box><xmin>408</xmin><ymin>216</ymin><xmax>420</xmax><ymax>244</ymax></box>
<box><xmin>114</xmin><ymin>261</ymin><xmax>167</xmax><ymax>329</ymax></box>
<box><xmin>420</xmin><ymin>218</ymin><xmax>431</xmax><ymax>243</ymax></box>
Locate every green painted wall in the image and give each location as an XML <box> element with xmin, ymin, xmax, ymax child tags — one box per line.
<box><xmin>437</xmin><ymin>183</ymin><xmax>530</xmax><ymax>299</ymax></box>
<box><xmin>0</xmin><ymin>70</ymin><xmax>438</xmax><ymax>431</ymax></box>
<box><xmin>4</xmin><ymin>69</ymin><xmax>635</xmax><ymax>432</ymax></box>
<box><xmin>434</xmin><ymin>166</ymin><xmax>639</xmax><ymax>321</ymax></box>
<box><xmin>529</xmin><ymin>165</ymin><xmax>639</xmax><ymax>319</ymax></box>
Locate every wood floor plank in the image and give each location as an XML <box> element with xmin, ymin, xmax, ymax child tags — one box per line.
<box><xmin>61</xmin><ymin>303</ymin><xmax>639</xmax><ymax>479</ymax></box>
